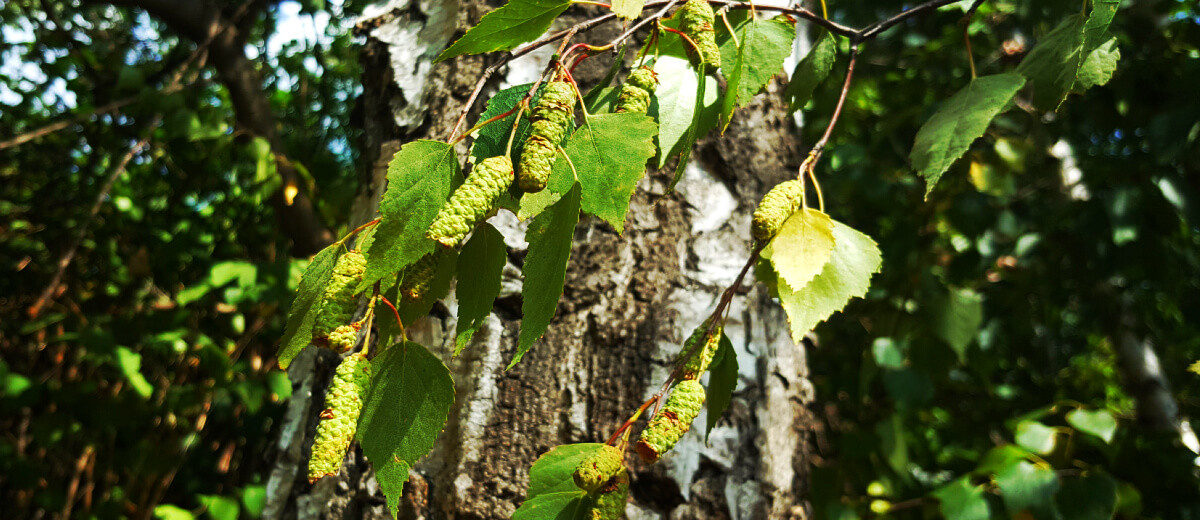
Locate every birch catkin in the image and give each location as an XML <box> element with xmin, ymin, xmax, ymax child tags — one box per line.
<box><xmin>636</xmin><ymin>379</ymin><xmax>706</xmax><ymax>463</ymax></box>
<box><xmin>308</xmin><ymin>353</ymin><xmax>372</xmax><ymax>482</ymax></box>
<box><xmin>426</xmin><ymin>156</ymin><xmax>514</xmax><ymax>248</ymax></box>
<box><xmin>678</xmin><ymin>0</ymin><xmax>720</xmax><ymax>70</ymax></box>
<box><xmin>312</xmin><ymin>250</ymin><xmax>367</xmax><ymax>352</ymax></box>
<box><xmin>751</xmin><ymin>179</ymin><xmax>805</xmax><ymax>242</ymax></box>
<box><xmin>615</xmin><ymin>67</ymin><xmax>658</xmax><ymax>114</ymax></box>
<box><xmin>518</xmin><ymin>81</ymin><xmax>576</xmax><ymax>193</ymax></box>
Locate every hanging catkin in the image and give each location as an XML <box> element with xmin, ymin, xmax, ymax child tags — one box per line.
<box><xmin>751</xmin><ymin>179</ymin><xmax>805</xmax><ymax>242</ymax></box>
<box><xmin>312</xmin><ymin>250</ymin><xmax>367</xmax><ymax>352</ymax></box>
<box><xmin>517</xmin><ymin>81</ymin><xmax>576</xmax><ymax>193</ymax></box>
<box><xmin>426</xmin><ymin>156</ymin><xmax>514</xmax><ymax>248</ymax></box>
<box><xmin>308</xmin><ymin>352</ymin><xmax>372</xmax><ymax>482</ymax></box>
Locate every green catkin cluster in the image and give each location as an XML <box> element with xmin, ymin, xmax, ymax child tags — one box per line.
<box><xmin>586</xmin><ymin>469</ymin><xmax>629</xmax><ymax>520</ymax></box>
<box><xmin>678</xmin><ymin>0</ymin><xmax>720</xmax><ymax>70</ymax></box>
<box><xmin>426</xmin><ymin>156</ymin><xmax>514</xmax><ymax>248</ymax></box>
<box><xmin>308</xmin><ymin>353</ymin><xmax>373</xmax><ymax>483</ymax></box>
<box><xmin>573</xmin><ymin>445</ymin><xmax>624</xmax><ymax>492</ymax></box>
<box><xmin>518</xmin><ymin>81</ymin><xmax>576</xmax><ymax>193</ymax></box>
<box><xmin>678</xmin><ymin>320</ymin><xmax>723</xmax><ymax>380</ymax></box>
<box><xmin>615</xmin><ymin>67</ymin><xmax>658</xmax><ymax>114</ymax></box>
<box><xmin>636</xmin><ymin>379</ymin><xmax>706</xmax><ymax>463</ymax></box>
<box><xmin>751</xmin><ymin>179</ymin><xmax>805</xmax><ymax>243</ymax></box>
<box><xmin>313</xmin><ymin>250</ymin><xmax>367</xmax><ymax>352</ymax></box>
<box><xmin>398</xmin><ymin>250</ymin><xmax>443</xmax><ymax>301</ymax></box>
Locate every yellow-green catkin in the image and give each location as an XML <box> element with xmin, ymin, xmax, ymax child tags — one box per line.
<box><xmin>586</xmin><ymin>468</ymin><xmax>629</xmax><ymax>520</ymax></box>
<box><xmin>615</xmin><ymin>67</ymin><xmax>658</xmax><ymax>114</ymax></box>
<box><xmin>398</xmin><ymin>250</ymin><xmax>444</xmax><ymax>301</ymax></box>
<box><xmin>751</xmin><ymin>179</ymin><xmax>805</xmax><ymax>243</ymax></box>
<box><xmin>678</xmin><ymin>320</ymin><xmax>723</xmax><ymax>380</ymax></box>
<box><xmin>573</xmin><ymin>444</ymin><xmax>624</xmax><ymax>492</ymax></box>
<box><xmin>313</xmin><ymin>250</ymin><xmax>367</xmax><ymax>352</ymax></box>
<box><xmin>308</xmin><ymin>353</ymin><xmax>373</xmax><ymax>483</ymax></box>
<box><xmin>518</xmin><ymin>81</ymin><xmax>576</xmax><ymax>193</ymax></box>
<box><xmin>426</xmin><ymin>156</ymin><xmax>514</xmax><ymax>248</ymax></box>
<box><xmin>636</xmin><ymin>379</ymin><xmax>706</xmax><ymax>463</ymax></box>
<box><xmin>678</xmin><ymin>0</ymin><xmax>720</xmax><ymax>70</ymax></box>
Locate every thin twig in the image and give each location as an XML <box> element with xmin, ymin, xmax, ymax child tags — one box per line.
<box><xmin>2</xmin><ymin>0</ymin><xmax>255</xmax><ymax>151</ymax></box>
<box><xmin>858</xmin><ymin>0</ymin><xmax>963</xmax><ymax>41</ymax></box>
<box><xmin>804</xmin><ymin>45</ymin><xmax>859</xmax><ymax>169</ymax></box>
<box><xmin>28</xmin><ymin>114</ymin><xmax>162</xmax><ymax>318</ymax></box>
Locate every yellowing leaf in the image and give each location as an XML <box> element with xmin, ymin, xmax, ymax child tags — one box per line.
<box><xmin>762</xmin><ymin>208</ymin><xmax>835</xmax><ymax>293</ymax></box>
<box><xmin>775</xmin><ymin>218</ymin><xmax>882</xmax><ymax>343</ymax></box>
<box><xmin>611</xmin><ymin>0</ymin><xmax>643</xmax><ymax>20</ymax></box>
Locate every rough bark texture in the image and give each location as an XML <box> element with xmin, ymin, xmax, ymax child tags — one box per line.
<box><xmin>265</xmin><ymin>1</ymin><xmax>816</xmax><ymax>518</ymax></box>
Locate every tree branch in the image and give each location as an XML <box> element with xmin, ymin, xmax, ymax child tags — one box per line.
<box><xmin>28</xmin><ymin>114</ymin><xmax>162</xmax><ymax>319</ymax></box>
<box><xmin>77</xmin><ymin>0</ymin><xmax>334</xmax><ymax>256</ymax></box>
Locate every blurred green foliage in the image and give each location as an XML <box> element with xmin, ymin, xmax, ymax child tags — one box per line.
<box><xmin>802</xmin><ymin>0</ymin><xmax>1200</xmax><ymax>518</ymax></box>
<box><xmin>0</xmin><ymin>0</ymin><xmax>362</xmax><ymax>517</ymax></box>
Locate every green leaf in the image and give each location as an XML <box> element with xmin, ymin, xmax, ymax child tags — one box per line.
<box><xmin>115</xmin><ymin>346</ymin><xmax>154</xmax><ymax>399</ymax></box>
<box><xmin>931</xmin><ymin>288</ymin><xmax>983</xmax><ymax>362</ymax></box>
<box><xmin>1056</xmin><ymin>474</ymin><xmax>1117</xmax><ymax>520</ymax></box>
<box><xmin>932</xmin><ymin>478</ymin><xmax>990</xmax><ymax>520</ymax></box>
<box><xmin>240</xmin><ymin>485</ymin><xmax>266</xmax><ymax>518</ymax></box>
<box><xmin>512</xmin><ymin>184</ymin><xmax>581</xmax><ymax>368</ymax></box>
<box><xmin>705</xmin><ymin>332</ymin><xmax>738</xmax><ymax>440</ymax></box>
<box><xmin>153</xmin><ymin>505</ymin><xmax>195</xmax><ymax>520</ymax></box>
<box><xmin>973</xmin><ymin>444</ymin><xmax>1032</xmax><ymax>476</ymax></box>
<box><xmin>667</xmin><ymin>68</ymin><xmax>708</xmax><ymax>193</ymax></box>
<box><xmin>910</xmin><ymin>73</ymin><xmax>1026</xmax><ymax>195</ymax></box>
<box><xmin>360</xmin><ymin>140</ymin><xmax>461</xmax><ymax>291</ymax></box>
<box><xmin>1074</xmin><ymin>38</ymin><xmax>1120</xmax><ymax>92</ymax></box>
<box><xmin>435</xmin><ymin>0</ymin><xmax>571</xmax><ymax>62</ymax></box>
<box><xmin>512</xmin><ymin>493</ymin><xmax>591</xmax><ymax>520</ymax></box>
<box><xmin>1018</xmin><ymin>14</ymin><xmax>1087</xmax><ymax>112</ymax></box>
<box><xmin>277</xmin><ymin>243</ymin><xmax>340</xmax><ymax>369</ymax></box>
<box><xmin>1083</xmin><ymin>0</ymin><xmax>1120</xmax><ymax>52</ymax></box>
<box><xmin>871</xmin><ymin>337</ymin><xmax>904</xmax><ymax>369</ymax></box>
<box><xmin>570</xmin><ymin>113</ymin><xmax>658</xmax><ymax>233</ymax></box>
<box><xmin>995</xmin><ymin>461</ymin><xmax>1061</xmax><ymax>520</ymax></box>
<box><xmin>610</xmin><ymin>0</ymin><xmax>643</xmax><ymax>20</ymax></box>
<box><xmin>527</xmin><ymin>443</ymin><xmax>609</xmax><ymax>497</ymax></box>
<box><xmin>763</xmin><ymin>208</ymin><xmax>836</xmax><ymax>293</ymax></box>
<box><xmin>718</xmin><ymin>16</ymin><xmax>795</xmax><ymax>130</ymax></box>
<box><xmin>1066</xmin><ymin>408</ymin><xmax>1118</xmax><ymax>443</ymax></box>
<box><xmin>652</xmin><ymin>55</ymin><xmax>720</xmax><ymax>170</ymax></box>
<box><xmin>455</xmin><ymin>223</ymin><xmax>507</xmax><ymax>353</ymax></box>
<box><xmin>776</xmin><ymin>218</ymin><xmax>882</xmax><ymax>343</ymax></box>
<box><xmin>198</xmin><ymin>495</ymin><xmax>239</xmax><ymax>520</ymax></box>
<box><xmin>470</xmin><ymin>83</ymin><xmax>534</xmax><ymax>166</ymax></box>
<box><xmin>786</xmin><ymin>30</ymin><xmax>837</xmax><ymax>111</ymax></box>
<box><xmin>513</xmin><ymin>443</ymin><xmax>611</xmax><ymax>519</ymax></box>
<box><xmin>357</xmin><ymin>341</ymin><xmax>455</xmax><ymax>518</ymax></box>
<box><xmin>1014</xmin><ymin>420</ymin><xmax>1057</xmax><ymax>455</ymax></box>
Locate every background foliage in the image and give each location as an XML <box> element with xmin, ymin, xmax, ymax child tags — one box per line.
<box><xmin>1</xmin><ymin>0</ymin><xmax>1197</xmax><ymax>518</ymax></box>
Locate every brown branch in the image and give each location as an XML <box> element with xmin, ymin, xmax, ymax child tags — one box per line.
<box><xmin>804</xmin><ymin>45</ymin><xmax>859</xmax><ymax>171</ymax></box>
<box><xmin>28</xmin><ymin>114</ymin><xmax>162</xmax><ymax>319</ymax></box>
<box><xmin>78</xmin><ymin>0</ymin><xmax>334</xmax><ymax>256</ymax></box>
<box><xmin>858</xmin><ymin>0</ymin><xmax>964</xmax><ymax>41</ymax></box>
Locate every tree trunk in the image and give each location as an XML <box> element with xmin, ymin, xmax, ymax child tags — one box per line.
<box><xmin>265</xmin><ymin>2</ymin><xmax>815</xmax><ymax>518</ymax></box>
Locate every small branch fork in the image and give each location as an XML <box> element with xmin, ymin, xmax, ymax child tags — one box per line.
<box><xmin>423</xmin><ymin>0</ymin><xmax>963</xmax><ymax>452</ymax></box>
<box><xmin>447</xmin><ymin>0</ymin><xmax>963</xmax><ymax>143</ymax></box>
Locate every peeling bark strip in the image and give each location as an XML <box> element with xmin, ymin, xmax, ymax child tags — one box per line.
<box><xmin>267</xmin><ymin>1</ymin><xmax>815</xmax><ymax>518</ymax></box>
